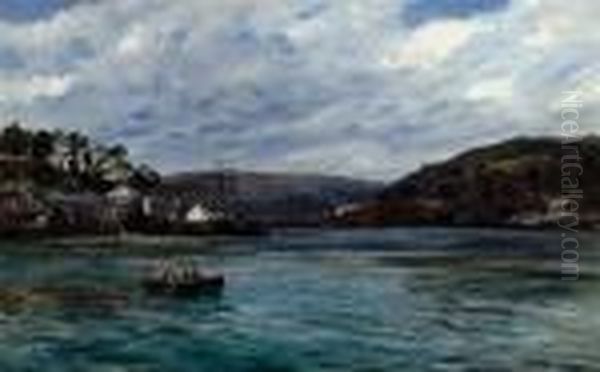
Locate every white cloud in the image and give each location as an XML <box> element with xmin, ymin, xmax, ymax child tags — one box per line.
<box><xmin>524</xmin><ymin>10</ymin><xmax>575</xmax><ymax>48</ymax></box>
<box><xmin>0</xmin><ymin>74</ymin><xmax>74</xmax><ymax>103</ymax></box>
<box><xmin>465</xmin><ymin>77</ymin><xmax>514</xmax><ymax>103</ymax></box>
<box><xmin>382</xmin><ymin>20</ymin><xmax>475</xmax><ymax>69</ymax></box>
<box><xmin>115</xmin><ymin>23</ymin><xmax>148</xmax><ymax>60</ymax></box>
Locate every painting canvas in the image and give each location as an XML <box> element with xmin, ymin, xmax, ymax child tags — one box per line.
<box><xmin>0</xmin><ymin>1</ymin><xmax>597</xmax><ymax>371</ymax></box>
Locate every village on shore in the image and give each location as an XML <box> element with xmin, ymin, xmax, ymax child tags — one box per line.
<box><xmin>0</xmin><ymin>122</ymin><xmax>259</xmax><ymax>237</ymax></box>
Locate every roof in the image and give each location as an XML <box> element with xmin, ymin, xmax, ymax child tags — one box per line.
<box><xmin>46</xmin><ymin>192</ymin><xmax>105</xmax><ymax>206</ymax></box>
<box><xmin>107</xmin><ymin>184</ymin><xmax>140</xmax><ymax>198</ymax></box>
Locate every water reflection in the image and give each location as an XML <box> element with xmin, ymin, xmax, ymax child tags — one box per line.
<box><xmin>0</xmin><ymin>229</ymin><xmax>598</xmax><ymax>371</ymax></box>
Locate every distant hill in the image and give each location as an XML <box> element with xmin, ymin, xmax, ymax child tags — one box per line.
<box><xmin>158</xmin><ymin>171</ymin><xmax>383</xmax><ymax>227</ymax></box>
<box><xmin>334</xmin><ymin>136</ymin><xmax>600</xmax><ymax>228</ymax></box>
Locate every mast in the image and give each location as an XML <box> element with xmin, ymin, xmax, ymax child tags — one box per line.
<box><xmin>216</xmin><ymin>160</ymin><xmax>237</xmax><ymax>220</ymax></box>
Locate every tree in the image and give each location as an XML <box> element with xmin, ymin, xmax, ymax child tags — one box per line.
<box><xmin>107</xmin><ymin>144</ymin><xmax>128</xmax><ymax>160</ymax></box>
<box><xmin>32</xmin><ymin>130</ymin><xmax>56</xmax><ymax>160</ymax></box>
<box><xmin>30</xmin><ymin>130</ymin><xmax>60</xmax><ymax>187</ymax></box>
<box><xmin>0</xmin><ymin>121</ymin><xmax>158</xmax><ymax>193</ymax></box>
<box><xmin>66</xmin><ymin>131</ymin><xmax>90</xmax><ymax>173</ymax></box>
<box><xmin>130</xmin><ymin>164</ymin><xmax>162</xmax><ymax>191</ymax></box>
<box><xmin>0</xmin><ymin>122</ymin><xmax>31</xmax><ymax>156</ymax></box>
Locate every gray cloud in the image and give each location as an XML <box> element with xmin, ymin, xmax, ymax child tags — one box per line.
<box><xmin>0</xmin><ymin>0</ymin><xmax>598</xmax><ymax>180</ymax></box>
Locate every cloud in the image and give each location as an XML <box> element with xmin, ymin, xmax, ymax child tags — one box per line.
<box><xmin>382</xmin><ymin>20</ymin><xmax>475</xmax><ymax>69</ymax></box>
<box><xmin>0</xmin><ymin>0</ymin><xmax>598</xmax><ymax>180</ymax></box>
<box><xmin>465</xmin><ymin>76</ymin><xmax>514</xmax><ymax>102</ymax></box>
<box><xmin>0</xmin><ymin>74</ymin><xmax>74</xmax><ymax>103</ymax></box>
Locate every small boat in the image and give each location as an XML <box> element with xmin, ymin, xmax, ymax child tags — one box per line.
<box><xmin>142</xmin><ymin>273</ymin><xmax>224</xmax><ymax>297</ymax></box>
<box><xmin>142</xmin><ymin>260</ymin><xmax>225</xmax><ymax>297</ymax></box>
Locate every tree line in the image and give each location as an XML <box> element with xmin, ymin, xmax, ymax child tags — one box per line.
<box><xmin>0</xmin><ymin>122</ymin><xmax>160</xmax><ymax>193</ymax></box>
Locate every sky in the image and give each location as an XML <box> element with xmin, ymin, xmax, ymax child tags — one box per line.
<box><xmin>0</xmin><ymin>0</ymin><xmax>598</xmax><ymax>180</ymax></box>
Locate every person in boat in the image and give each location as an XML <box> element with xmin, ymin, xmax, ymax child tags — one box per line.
<box><xmin>155</xmin><ymin>260</ymin><xmax>176</xmax><ymax>286</ymax></box>
<box><xmin>182</xmin><ymin>264</ymin><xmax>198</xmax><ymax>283</ymax></box>
<box><xmin>155</xmin><ymin>258</ymin><xmax>198</xmax><ymax>284</ymax></box>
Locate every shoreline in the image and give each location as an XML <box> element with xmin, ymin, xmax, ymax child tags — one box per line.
<box><xmin>0</xmin><ymin>224</ymin><xmax>597</xmax><ymax>246</ymax></box>
<box><xmin>2</xmin><ymin>222</ymin><xmax>598</xmax><ymax>239</ymax></box>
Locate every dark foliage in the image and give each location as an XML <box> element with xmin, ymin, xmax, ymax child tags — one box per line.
<box><xmin>0</xmin><ymin>121</ymin><xmax>160</xmax><ymax>193</ymax></box>
<box><xmin>343</xmin><ymin>136</ymin><xmax>600</xmax><ymax>227</ymax></box>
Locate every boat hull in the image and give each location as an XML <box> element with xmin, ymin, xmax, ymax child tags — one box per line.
<box><xmin>142</xmin><ymin>275</ymin><xmax>225</xmax><ymax>297</ymax></box>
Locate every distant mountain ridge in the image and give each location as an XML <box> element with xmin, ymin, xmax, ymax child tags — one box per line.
<box><xmin>158</xmin><ymin>171</ymin><xmax>383</xmax><ymax>226</ymax></box>
<box><xmin>334</xmin><ymin>136</ymin><xmax>600</xmax><ymax>228</ymax></box>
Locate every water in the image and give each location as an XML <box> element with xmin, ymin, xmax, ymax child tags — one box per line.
<box><xmin>0</xmin><ymin>228</ymin><xmax>599</xmax><ymax>371</ymax></box>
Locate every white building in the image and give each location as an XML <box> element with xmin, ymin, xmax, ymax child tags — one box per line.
<box><xmin>332</xmin><ymin>203</ymin><xmax>363</xmax><ymax>218</ymax></box>
<box><xmin>185</xmin><ymin>203</ymin><xmax>224</xmax><ymax>224</ymax></box>
<box><xmin>106</xmin><ymin>184</ymin><xmax>140</xmax><ymax>206</ymax></box>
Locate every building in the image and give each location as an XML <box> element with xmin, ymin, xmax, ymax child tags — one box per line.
<box><xmin>331</xmin><ymin>203</ymin><xmax>364</xmax><ymax>219</ymax></box>
<box><xmin>0</xmin><ymin>189</ymin><xmax>48</xmax><ymax>233</ymax></box>
<box><xmin>46</xmin><ymin>192</ymin><xmax>120</xmax><ymax>234</ymax></box>
<box><xmin>141</xmin><ymin>191</ymin><xmax>226</xmax><ymax>227</ymax></box>
<box><xmin>106</xmin><ymin>184</ymin><xmax>140</xmax><ymax>207</ymax></box>
<box><xmin>185</xmin><ymin>203</ymin><xmax>225</xmax><ymax>224</ymax></box>
<box><xmin>0</xmin><ymin>155</ymin><xmax>31</xmax><ymax>187</ymax></box>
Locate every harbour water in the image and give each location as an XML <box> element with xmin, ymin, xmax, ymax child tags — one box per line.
<box><xmin>0</xmin><ymin>228</ymin><xmax>599</xmax><ymax>371</ymax></box>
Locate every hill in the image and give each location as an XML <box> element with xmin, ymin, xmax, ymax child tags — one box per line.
<box><xmin>0</xmin><ymin>122</ymin><xmax>160</xmax><ymax>235</ymax></box>
<box><xmin>157</xmin><ymin>171</ymin><xmax>383</xmax><ymax>227</ymax></box>
<box><xmin>334</xmin><ymin>136</ymin><xmax>600</xmax><ymax>228</ymax></box>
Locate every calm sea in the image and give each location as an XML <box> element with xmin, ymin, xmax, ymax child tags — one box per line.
<box><xmin>0</xmin><ymin>228</ymin><xmax>598</xmax><ymax>371</ymax></box>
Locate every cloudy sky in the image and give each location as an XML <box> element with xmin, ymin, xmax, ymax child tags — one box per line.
<box><xmin>0</xmin><ymin>0</ymin><xmax>598</xmax><ymax>180</ymax></box>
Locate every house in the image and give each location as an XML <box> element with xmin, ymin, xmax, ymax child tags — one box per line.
<box><xmin>185</xmin><ymin>203</ymin><xmax>225</xmax><ymax>224</ymax></box>
<box><xmin>140</xmin><ymin>190</ymin><xmax>227</xmax><ymax>228</ymax></box>
<box><xmin>0</xmin><ymin>155</ymin><xmax>31</xmax><ymax>186</ymax></box>
<box><xmin>0</xmin><ymin>189</ymin><xmax>48</xmax><ymax>233</ymax></box>
<box><xmin>331</xmin><ymin>203</ymin><xmax>364</xmax><ymax>218</ymax></box>
<box><xmin>140</xmin><ymin>194</ymin><xmax>181</xmax><ymax>223</ymax></box>
<box><xmin>106</xmin><ymin>184</ymin><xmax>140</xmax><ymax>207</ymax></box>
<box><xmin>46</xmin><ymin>192</ymin><xmax>120</xmax><ymax>234</ymax></box>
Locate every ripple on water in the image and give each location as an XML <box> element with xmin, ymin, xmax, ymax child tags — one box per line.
<box><xmin>0</xmin><ymin>229</ymin><xmax>599</xmax><ymax>371</ymax></box>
